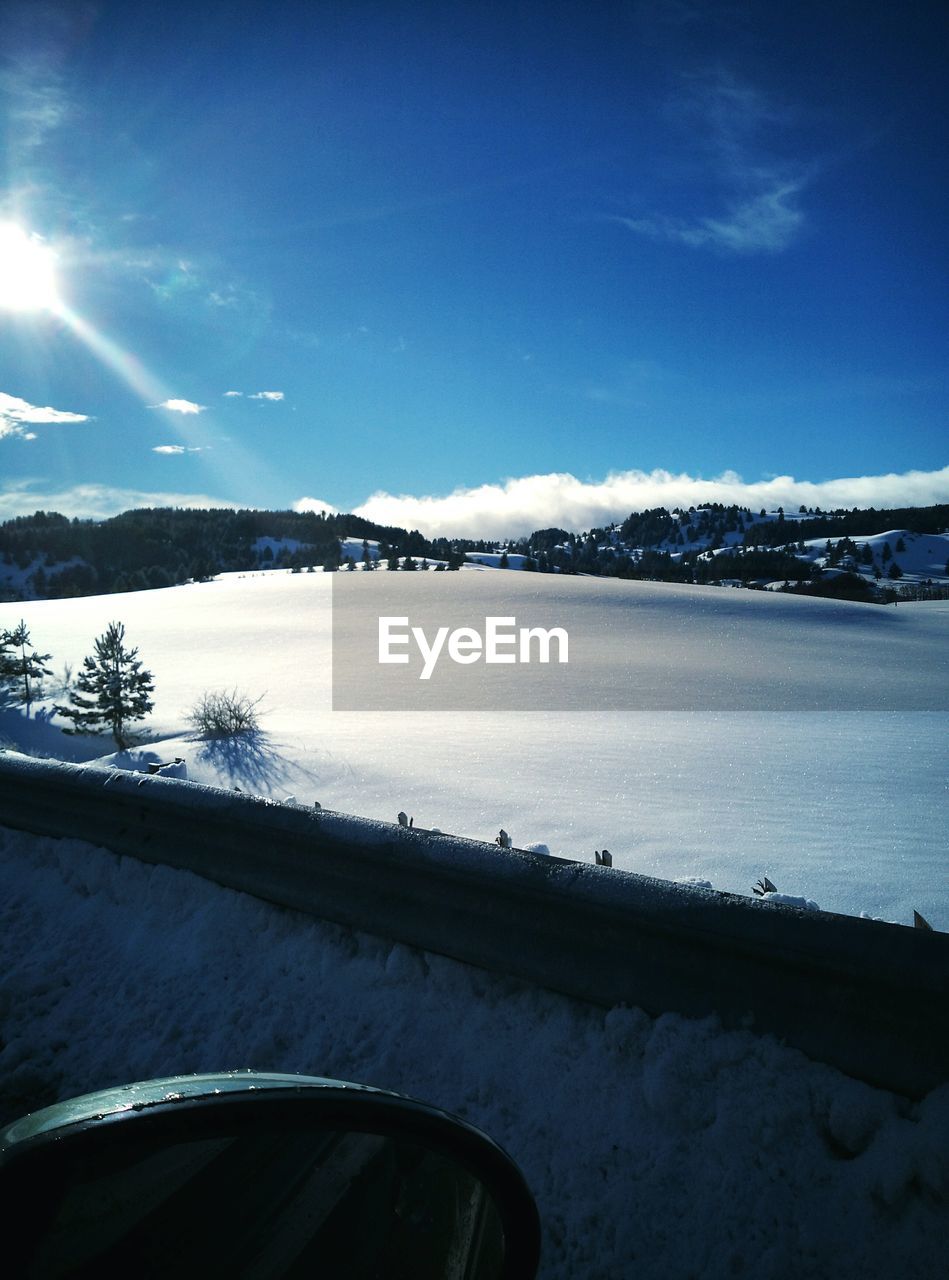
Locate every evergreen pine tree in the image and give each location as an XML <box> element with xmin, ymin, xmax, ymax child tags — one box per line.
<box><xmin>55</xmin><ymin>621</ymin><xmax>154</xmax><ymax>748</ymax></box>
<box><xmin>0</xmin><ymin>621</ymin><xmax>52</xmax><ymax>715</ymax></box>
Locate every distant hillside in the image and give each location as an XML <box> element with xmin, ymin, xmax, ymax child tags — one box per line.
<box><xmin>1</xmin><ymin>501</ymin><xmax>947</xmax><ymax>602</ymax></box>
<box><xmin>0</xmin><ymin>507</ymin><xmax>453</xmax><ymax>601</ymax></box>
<box><xmin>510</xmin><ymin>503</ymin><xmax>949</xmax><ymax>602</ymax></box>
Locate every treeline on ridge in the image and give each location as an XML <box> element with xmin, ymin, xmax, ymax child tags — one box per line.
<box><xmin>1</xmin><ymin>501</ymin><xmax>947</xmax><ymax>602</ymax></box>
<box><xmin>0</xmin><ymin>507</ymin><xmax>444</xmax><ymax>600</ymax></box>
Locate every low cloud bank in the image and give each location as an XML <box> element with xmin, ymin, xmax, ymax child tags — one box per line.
<box><xmin>293</xmin><ymin>496</ymin><xmax>339</xmax><ymax>517</ymax></box>
<box><xmin>0</xmin><ymin>483</ymin><xmax>236</xmax><ymax>521</ymax></box>
<box><xmin>4</xmin><ymin>465</ymin><xmax>945</xmax><ymax>532</ymax></box>
<box><xmin>347</xmin><ymin>466</ymin><xmax>949</xmax><ymax>540</ymax></box>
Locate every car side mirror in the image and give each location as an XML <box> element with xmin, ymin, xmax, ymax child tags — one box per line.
<box><xmin>0</xmin><ymin>1072</ymin><xmax>540</xmax><ymax>1278</ymax></box>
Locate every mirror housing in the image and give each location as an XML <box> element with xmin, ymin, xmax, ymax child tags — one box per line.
<box><xmin>0</xmin><ymin>1072</ymin><xmax>540</xmax><ymax>1278</ymax></box>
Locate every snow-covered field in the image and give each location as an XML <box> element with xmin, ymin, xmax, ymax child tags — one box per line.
<box><xmin>1</xmin><ymin>569</ymin><xmax>946</xmax><ymax>927</ymax></box>
<box><xmin>2</xmin><ymin>823</ymin><xmax>946</xmax><ymax>1279</ymax></box>
<box><xmin>2</xmin><ymin>571</ymin><xmax>947</xmax><ymax>1275</ymax></box>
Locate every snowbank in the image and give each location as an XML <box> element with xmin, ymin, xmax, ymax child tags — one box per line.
<box><xmin>2</xmin><ymin>752</ymin><xmax>945</xmax><ymax>1098</ymax></box>
<box><xmin>1</xmin><ymin>824</ymin><xmax>945</xmax><ymax>1280</ymax></box>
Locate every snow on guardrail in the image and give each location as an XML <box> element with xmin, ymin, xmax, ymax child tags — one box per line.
<box><xmin>0</xmin><ymin>750</ymin><xmax>946</xmax><ymax>1098</ymax></box>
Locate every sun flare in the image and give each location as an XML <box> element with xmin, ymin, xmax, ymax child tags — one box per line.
<box><xmin>0</xmin><ymin>222</ymin><xmax>59</xmax><ymax>312</ymax></box>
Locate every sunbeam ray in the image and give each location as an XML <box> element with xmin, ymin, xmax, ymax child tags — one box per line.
<box><xmin>54</xmin><ymin>302</ymin><xmax>279</xmax><ymax>502</ymax></box>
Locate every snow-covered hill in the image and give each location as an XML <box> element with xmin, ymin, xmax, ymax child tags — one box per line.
<box><xmin>1</xmin><ymin>571</ymin><xmax>946</xmax><ymax>927</ymax></box>
<box><xmin>772</xmin><ymin>528</ymin><xmax>949</xmax><ymax>582</ymax></box>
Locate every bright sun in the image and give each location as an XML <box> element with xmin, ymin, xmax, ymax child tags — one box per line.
<box><xmin>0</xmin><ymin>222</ymin><xmax>59</xmax><ymax>312</ymax></box>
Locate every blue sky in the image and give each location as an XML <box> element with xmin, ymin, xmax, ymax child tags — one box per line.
<box><xmin>1</xmin><ymin>0</ymin><xmax>947</xmax><ymax>537</ymax></box>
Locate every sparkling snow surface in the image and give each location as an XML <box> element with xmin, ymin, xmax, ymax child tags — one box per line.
<box><xmin>2</xmin><ymin>825</ymin><xmax>946</xmax><ymax>1280</ymax></box>
<box><xmin>1</xmin><ymin>572</ymin><xmax>947</xmax><ymax>1275</ymax></box>
<box><xmin>1</xmin><ymin>571</ymin><xmax>946</xmax><ymax>927</ymax></box>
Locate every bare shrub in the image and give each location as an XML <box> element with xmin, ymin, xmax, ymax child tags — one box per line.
<box><xmin>52</xmin><ymin>660</ymin><xmax>73</xmax><ymax>698</ymax></box>
<box><xmin>187</xmin><ymin>689</ymin><xmax>264</xmax><ymax>737</ymax></box>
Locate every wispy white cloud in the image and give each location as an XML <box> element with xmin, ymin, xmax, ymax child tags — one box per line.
<box><xmin>149</xmin><ymin>398</ymin><xmax>206</xmax><ymax>415</ymax></box>
<box><xmin>145</xmin><ymin>258</ymin><xmax>199</xmax><ymax>303</ymax></box>
<box><xmin>0</xmin><ymin>481</ymin><xmax>237</xmax><ymax>521</ymax></box>
<box><xmin>205</xmin><ymin>281</ymin><xmax>264</xmax><ymax>312</ymax></box>
<box><xmin>1</xmin><ymin>73</ymin><xmax>67</xmax><ymax>155</ymax></box>
<box><xmin>93</xmin><ymin>239</ymin><xmax>264</xmax><ymax>323</ymax></box>
<box><xmin>0</xmin><ymin>391</ymin><xmax>90</xmax><ymax>440</ymax></box>
<box><xmin>613</xmin><ymin>70</ymin><xmax>811</xmax><ymax>255</ymax></box>
<box><xmin>208</xmin><ymin>289</ymin><xmax>240</xmax><ymax>308</ymax></box>
<box><xmin>293</xmin><ymin>496</ymin><xmax>340</xmax><ymax>516</ymax></box>
<box><xmin>152</xmin><ymin>444</ymin><xmax>207</xmax><ymax>455</ymax></box>
<box><xmin>343</xmin><ymin>466</ymin><xmax>949</xmax><ymax>540</ymax></box>
<box><xmin>0</xmin><ymin>392</ymin><xmax>90</xmax><ymax>425</ymax></box>
<box><xmin>222</xmin><ymin>389</ymin><xmax>284</xmax><ymax>401</ymax></box>
<box><xmin>0</xmin><ymin>1</ymin><xmax>92</xmax><ymax>162</ymax></box>
<box><xmin>145</xmin><ymin>259</ymin><xmax>252</xmax><ymax>311</ymax></box>
<box><xmin>614</xmin><ymin>178</ymin><xmax>806</xmax><ymax>255</ymax></box>
<box><xmin>0</xmin><ymin>27</ymin><xmax>70</xmax><ymax>158</ymax></box>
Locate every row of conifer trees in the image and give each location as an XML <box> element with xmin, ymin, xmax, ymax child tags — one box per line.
<box><xmin>1</xmin><ymin>620</ymin><xmax>153</xmax><ymax>749</ymax></box>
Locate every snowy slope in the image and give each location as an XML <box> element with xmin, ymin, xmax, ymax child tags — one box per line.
<box><xmin>0</xmin><ymin>554</ymin><xmax>89</xmax><ymax>600</ymax></box>
<box><xmin>791</xmin><ymin>529</ymin><xmax>949</xmax><ymax>579</ymax></box>
<box><xmin>1</xmin><ymin>571</ymin><xmax>946</xmax><ymax>927</ymax></box>
<box><xmin>465</xmin><ymin>551</ymin><xmax>532</xmax><ymax>569</ymax></box>
<box><xmin>340</xmin><ymin>536</ymin><xmax>380</xmax><ymax>561</ymax></box>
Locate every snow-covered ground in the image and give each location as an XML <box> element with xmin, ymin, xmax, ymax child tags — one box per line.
<box><xmin>465</xmin><ymin>551</ymin><xmax>533</xmax><ymax>569</ymax></box>
<box><xmin>2</xmin><ymin>823</ymin><xmax>946</xmax><ymax>1279</ymax></box>
<box><xmin>0</xmin><ymin>554</ymin><xmax>89</xmax><ymax>600</ymax></box>
<box><xmin>775</xmin><ymin>528</ymin><xmax>949</xmax><ymax>583</ymax></box>
<box><xmin>1</xmin><ymin>570</ymin><xmax>946</xmax><ymax>928</ymax></box>
<box><xmin>340</xmin><ymin>536</ymin><xmax>380</xmax><ymax>562</ymax></box>
<box><xmin>2</xmin><ymin>570</ymin><xmax>947</xmax><ymax>1274</ymax></box>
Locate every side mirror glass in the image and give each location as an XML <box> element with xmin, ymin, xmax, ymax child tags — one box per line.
<box><xmin>0</xmin><ymin>1072</ymin><xmax>540</xmax><ymax>1278</ymax></box>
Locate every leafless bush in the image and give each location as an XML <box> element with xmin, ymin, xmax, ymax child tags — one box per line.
<box><xmin>52</xmin><ymin>660</ymin><xmax>73</xmax><ymax>698</ymax></box>
<box><xmin>187</xmin><ymin>689</ymin><xmax>264</xmax><ymax>737</ymax></box>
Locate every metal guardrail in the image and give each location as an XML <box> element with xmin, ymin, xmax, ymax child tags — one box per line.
<box><xmin>1</xmin><ymin>751</ymin><xmax>946</xmax><ymax>1099</ymax></box>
